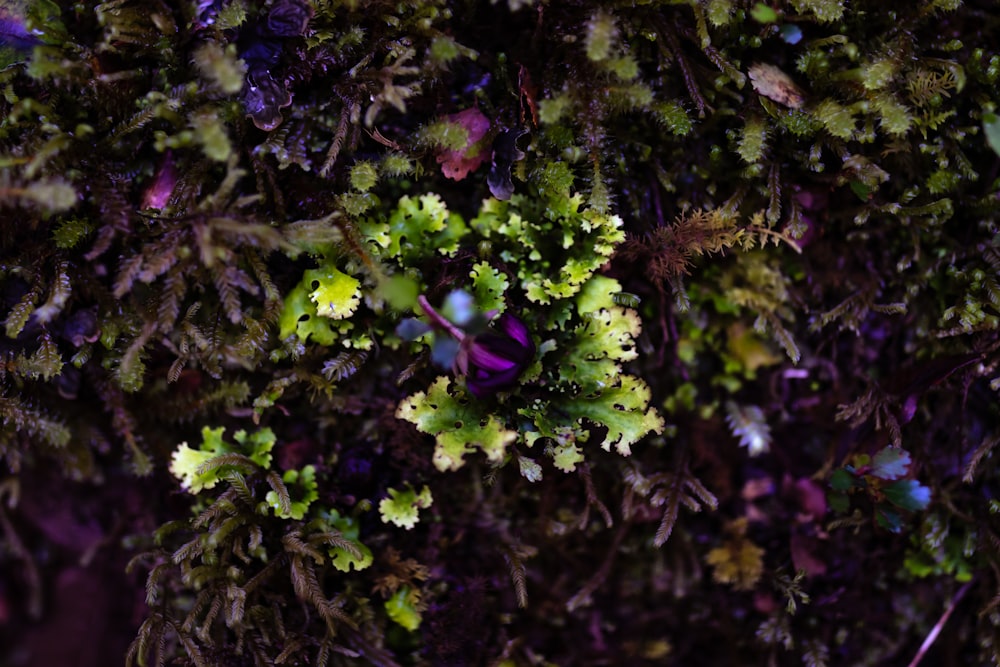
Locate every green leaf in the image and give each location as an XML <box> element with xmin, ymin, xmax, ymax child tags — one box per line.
<box><xmin>16</xmin><ymin>333</ymin><xmax>62</xmax><ymax>380</ymax></box>
<box><xmin>561</xmin><ymin>306</ymin><xmax>641</xmax><ymax>390</ymax></box>
<box><xmin>861</xmin><ymin>60</ymin><xmax>896</xmax><ymax>90</ymax></box>
<box><xmin>317</xmin><ymin>510</ymin><xmax>373</xmax><ymax>572</ymax></box>
<box><xmin>52</xmin><ymin>217</ymin><xmax>94</xmax><ymax>249</ymax></box>
<box><xmin>654</xmin><ymin>102</ymin><xmax>693</xmax><ymax>136</ymax></box>
<box><xmin>169</xmin><ymin>426</ymin><xmax>274</xmax><ymax>494</ymax></box>
<box><xmin>518</xmin><ymin>455</ymin><xmax>543</xmax><ymax>482</ymax></box>
<box><xmin>169</xmin><ymin>443</ymin><xmax>219</xmax><ymax>493</ymax></box>
<box><xmin>984</xmin><ymin>111</ymin><xmax>1000</xmax><ymax>157</ymax></box>
<box><xmin>21</xmin><ymin>178</ymin><xmax>77</xmax><ymax>213</ymax></box>
<box><xmin>279</xmin><ymin>275</ymin><xmax>353</xmax><ymax>345</ymax></box>
<box><xmin>827</xmin><ymin>491</ymin><xmax>850</xmax><ymax>513</ymax></box>
<box><xmin>706</xmin><ymin>0</ymin><xmax>734</xmax><ymax>26</ymax></box>
<box><xmin>576</xmin><ymin>275</ymin><xmax>622</xmax><ymax>314</ymax></box>
<box><xmin>470</xmin><ymin>194</ymin><xmax>624</xmax><ymax>304</ymax></box>
<box><xmin>308</xmin><ymin>267</ymin><xmax>361</xmax><ymax>320</ymax></box>
<box><xmin>814</xmin><ymin>99</ymin><xmax>855</xmax><ymax>139</ymax></box>
<box><xmin>870</xmin><ymin>446</ymin><xmax>911</xmax><ymax>480</ymax></box>
<box><xmin>379</xmin><ymin>484</ymin><xmax>433</xmax><ymax>529</ymax></box>
<box><xmin>396</xmin><ymin>376</ymin><xmax>517</xmax><ymax>472</ymax></box>
<box><xmin>379</xmin><ymin>273</ymin><xmax>420</xmax><ymax>312</ymax></box>
<box><xmin>470</xmin><ymin>262</ymin><xmax>509</xmax><ymax>314</ymax></box>
<box><xmin>232</xmin><ymin>427</ymin><xmax>275</xmax><ymax>469</ymax></box>
<box><xmin>170</xmin><ymin>426</ymin><xmax>229</xmax><ymax>493</ymax></box>
<box><xmin>385</xmin><ymin>586</ymin><xmax>421</xmax><ymax>631</ymax></box>
<box><xmin>750</xmin><ymin>3</ymin><xmax>779</xmax><ymax>22</ymax></box>
<box><xmin>551</xmin><ymin>441</ymin><xmax>585</xmax><ymax>473</ymax></box>
<box><xmin>191</xmin><ymin>109</ymin><xmax>233</xmax><ymax>162</ymax></box>
<box><xmin>193</xmin><ymin>41</ymin><xmax>245</xmax><ymax>94</ymax></box>
<box><xmin>874</xmin><ymin>96</ymin><xmax>913</xmax><ymax>136</ymax></box>
<box><xmin>790</xmin><ymin>0</ymin><xmax>844</xmax><ymax>22</ymax></box>
<box><xmin>266</xmin><ymin>465</ymin><xmax>318</xmax><ymax>520</ymax></box>
<box><xmin>350</xmin><ymin>161</ymin><xmax>379</xmax><ymax>192</ymax></box>
<box><xmin>555</xmin><ymin>375</ymin><xmax>664</xmax><ymax>456</ymax></box>
<box><xmin>829</xmin><ymin>468</ymin><xmax>857</xmax><ymax>492</ymax></box>
<box><xmin>883</xmin><ymin>479</ymin><xmax>932</xmax><ymax>512</ymax></box>
<box><xmin>384</xmin><ymin>193</ymin><xmax>468</xmax><ymax>261</ymax></box>
<box><xmin>737</xmin><ymin>115</ymin><xmax>768</xmax><ymax>163</ymax></box>
<box><xmin>584</xmin><ymin>11</ymin><xmax>617</xmax><ymax>62</ymax></box>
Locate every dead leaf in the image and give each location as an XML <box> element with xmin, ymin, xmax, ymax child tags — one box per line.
<box><xmin>706</xmin><ymin>518</ymin><xmax>765</xmax><ymax>590</ymax></box>
<box><xmin>749</xmin><ymin>63</ymin><xmax>806</xmax><ymax>109</ymax></box>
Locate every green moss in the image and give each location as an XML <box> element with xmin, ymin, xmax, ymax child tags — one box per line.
<box><xmin>3</xmin><ymin>1</ymin><xmax>1000</xmax><ymax>664</ymax></box>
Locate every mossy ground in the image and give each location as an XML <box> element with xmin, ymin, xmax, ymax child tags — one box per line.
<box><xmin>2</xmin><ymin>1</ymin><xmax>1000</xmax><ymax>665</ymax></box>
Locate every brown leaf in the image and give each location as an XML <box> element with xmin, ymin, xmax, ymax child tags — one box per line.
<box><xmin>749</xmin><ymin>63</ymin><xmax>806</xmax><ymax>109</ymax></box>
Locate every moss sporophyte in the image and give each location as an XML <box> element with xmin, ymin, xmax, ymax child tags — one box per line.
<box><xmin>414</xmin><ymin>294</ymin><xmax>535</xmax><ymax>399</ymax></box>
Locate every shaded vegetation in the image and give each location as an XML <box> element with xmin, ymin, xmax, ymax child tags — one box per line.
<box><xmin>2</xmin><ymin>0</ymin><xmax>1000</xmax><ymax>665</ymax></box>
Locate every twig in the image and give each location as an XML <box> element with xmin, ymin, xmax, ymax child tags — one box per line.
<box><xmin>566</xmin><ymin>521</ymin><xmax>628</xmax><ymax>612</ymax></box>
<box><xmin>906</xmin><ymin>580</ymin><xmax>973</xmax><ymax>667</ymax></box>
<box><xmin>0</xmin><ymin>505</ymin><xmax>43</xmax><ymax>620</ymax></box>
<box><xmin>657</xmin><ymin>21</ymin><xmax>709</xmax><ymax>118</ymax></box>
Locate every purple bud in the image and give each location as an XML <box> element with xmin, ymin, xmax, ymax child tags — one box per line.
<box><xmin>496</xmin><ymin>313</ymin><xmax>531</xmax><ymax>347</ymax></box>
<box><xmin>457</xmin><ymin>313</ymin><xmax>535</xmax><ymax>398</ymax></box>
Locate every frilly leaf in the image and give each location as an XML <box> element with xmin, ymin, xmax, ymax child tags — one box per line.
<box><xmin>884</xmin><ymin>479</ymin><xmax>932</xmax><ymax>512</ymax></box>
<box><xmin>555</xmin><ymin>375</ymin><xmax>664</xmax><ymax>456</ymax></box>
<box><xmin>396</xmin><ymin>376</ymin><xmax>517</xmax><ymax>472</ymax></box>
<box><xmin>385</xmin><ymin>586</ymin><xmax>422</xmax><ymax>631</ymax></box>
<box><xmin>169</xmin><ymin>426</ymin><xmax>274</xmax><ymax>494</ymax></box>
<box><xmin>308</xmin><ymin>267</ymin><xmax>361</xmax><ymax>320</ymax></box>
<box><xmin>379</xmin><ymin>484</ymin><xmax>433</xmax><ymax>529</ymax></box>
<box><xmin>870</xmin><ymin>446</ymin><xmax>911</xmax><ymax>481</ymax></box>
<box><xmin>279</xmin><ymin>273</ymin><xmax>354</xmax><ymax>345</ymax></box>
<box><xmin>266</xmin><ymin>465</ymin><xmax>318</xmax><ymax>520</ymax></box>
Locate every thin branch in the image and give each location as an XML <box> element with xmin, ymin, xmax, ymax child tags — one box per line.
<box><xmin>566</xmin><ymin>521</ymin><xmax>629</xmax><ymax>612</ymax></box>
<box><xmin>906</xmin><ymin>580</ymin><xmax>973</xmax><ymax>667</ymax></box>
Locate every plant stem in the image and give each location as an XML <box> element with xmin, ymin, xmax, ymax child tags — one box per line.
<box><xmin>416</xmin><ymin>295</ymin><xmax>465</xmax><ymax>342</ymax></box>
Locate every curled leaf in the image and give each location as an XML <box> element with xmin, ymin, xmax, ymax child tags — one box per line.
<box><xmin>748</xmin><ymin>63</ymin><xmax>806</xmax><ymax>109</ymax></box>
<box><xmin>435</xmin><ymin>108</ymin><xmax>491</xmax><ymax>180</ymax></box>
<box><xmin>243</xmin><ymin>66</ymin><xmax>292</xmax><ymax>131</ymax></box>
<box><xmin>487</xmin><ymin>128</ymin><xmax>528</xmax><ymax>200</ymax></box>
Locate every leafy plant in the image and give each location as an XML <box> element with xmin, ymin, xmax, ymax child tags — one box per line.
<box><xmin>828</xmin><ymin>446</ymin><xmax>932</xmax><ymax>533</ymax></box>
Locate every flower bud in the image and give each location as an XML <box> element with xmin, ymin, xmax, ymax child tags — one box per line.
<box><xmin>456</xmin><ymin>313</ymin><xmax>535</xmax><ymax>398</ymax></box>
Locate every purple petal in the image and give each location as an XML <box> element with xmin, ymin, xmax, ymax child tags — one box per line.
<box><xmin>497</xmin><ymin>313</ymin><xmax>532</xmax><ymax>348</ymax></box>
<box><xmin>467</xmin><ymin>341</ymin><xmax>519</xmax><ymax>373</ymax></box>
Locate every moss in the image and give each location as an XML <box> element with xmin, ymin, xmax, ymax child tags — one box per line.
<box><xmin>3</xmin><ymin>0</ymin><xmax>1000</xmax><ymax>665</ymax></box>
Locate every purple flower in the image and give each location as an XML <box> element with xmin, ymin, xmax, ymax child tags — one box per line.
<box><xmin>415</xmin><ymin>295</ymin><xmax>535</xmax><ymax>399</ymax></box>
<box><xmin>456</xmin><ymin>314</ymin><xmax>535</xmax><ymax>398</ymax></box>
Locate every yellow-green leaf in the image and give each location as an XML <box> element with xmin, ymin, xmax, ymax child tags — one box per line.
<box><xmin>308</xmin><ymin>267</ymin><xmax>361</xmax><ymax>320</ymax></box>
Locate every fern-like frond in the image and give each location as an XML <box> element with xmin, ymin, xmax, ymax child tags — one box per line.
<box><xmin>321</xmin><ymin>350</ymin><xmax>369</xmax><ymax>383</ymax></box>
<box><xmin>283</xmin><ymin>531</ymin><xmax>326</xmax><ymax>565</ymax></box>
<box><xmin>964</xmin><ymin>434</ymin><xmax>1000</xmax><ymax>483</ymax></box>
<box><xmin>266</xmin><ymin>470</ymin><xmax>292</xmax><ymax>517</ymax></box>
<box><xmin>195</xmin><ymin>452</ymin><xmax>259</xmax><ymax>477</ymax></box>
<box><xmin>502</xmin><ymin>545</ymin><xmax>529</xmax><ymax>608</ymax></box>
